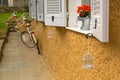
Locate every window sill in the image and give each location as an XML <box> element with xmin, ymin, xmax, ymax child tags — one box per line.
<box><xmin>66</xmin><ymin>27</ymin><xmax>91</xmax><ymax>35</ymax></box>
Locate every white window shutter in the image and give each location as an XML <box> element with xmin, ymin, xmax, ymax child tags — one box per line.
<box><xmin>82</xmin><ymin>0</ymin><xmax>90</xmax><ymax>5</ymax></box>
<box><xmin>44</xmin><ymin>0</ymin><xmax>67</xmax><ymax>27</ymax></box>
<box><xmin>90</xmin><ymin>0</ymin><xmax>109</xmax><ymax>42</ymax></box>
<box><xmin>68</xmin><ymin>0</ymin><xmax>79</xmax><ymax>28</ymax></box>
<box><xmin>29</xmin><ymin>0</ymin><xmax>36</xmax><ymax>19</ymax></box>
<box><xmin>36</xmin><ymin>0</ymin><xmax>44</xmax><ymax>21</ymax></box>
<box><xmin>29</xmin><ymin>0</ymin><xmax>32</xmax><ymax>17</ymax></box>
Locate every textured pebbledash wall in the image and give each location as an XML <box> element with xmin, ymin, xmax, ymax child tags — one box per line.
<box><xmin>33</xmin><ymin>0</ymin><xmax>120</xmax><ymax>80</ymax></box>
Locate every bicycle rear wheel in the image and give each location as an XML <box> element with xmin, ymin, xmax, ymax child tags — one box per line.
<box><xmin>35</xmin><ymin>42</ymin><xmax>41</xmax><ymax>55</ymax></box>
<box><xmin>21</xmin><ymin>31</ymin><xmax>35</xmax><ymax>48</ymax></box>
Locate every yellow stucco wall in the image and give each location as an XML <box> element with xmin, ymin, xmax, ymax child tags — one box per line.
<box><xmin>33</xmin><ymin>0</ymin><xmax>120</xmax><ymax>80</ymax></box>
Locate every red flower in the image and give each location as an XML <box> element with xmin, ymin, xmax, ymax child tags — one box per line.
<box><xmin>77</xmin><ymin>10</ymin><xmax>80</xmax><ymax>14</ymax></box>
<box><xmin>82</xmin><ymin>4</ymin><xmax>88</xmax><ymax>10</ymax></box>
<box><xmin>77</xmin><ymin>4</ymin><xmax>91</xmax><ymax>17</ymax></box>
<box><xmin>86</xmin><ymin>6</ymin><xmax>91</xmax><ymax>12</ymax></box>
<box><xmin>77</xmin><ymin>6</ymin><xmax>82</xmax><ymax>11</ymax></box>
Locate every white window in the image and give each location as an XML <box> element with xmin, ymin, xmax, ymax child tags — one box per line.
<box><xmin>67</xmin><ymin>0</ymin><xmax>109</xmax><ymax>42</ymax></box>
<box><xmin>67</xmin><ymin>0</ymin><xmax>91</xmax><ymax>34</ymax></box>
<box><xmin>36</xmin><ymin>0</ymin><xmax>44</xmax><ymax>21</ymax></box>
<box><xmin>44</xmin><ymin>0</ymin><xmax>67</xmax><ymax>27</ymax></box>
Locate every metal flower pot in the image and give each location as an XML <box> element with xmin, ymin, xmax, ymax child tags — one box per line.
<box><xmin>77</xmin><ymin>16</ymin><xmax>90</xmax><ymax>30</ymax></box>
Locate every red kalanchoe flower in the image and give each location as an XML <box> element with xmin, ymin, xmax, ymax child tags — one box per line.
<box><xmin>86</xmin><ymin>6</ymin><xmax>91</xmax><ymax>12</ymax></box>
<box><xmin>76</xmin><ymin>4</ymin><xmax>91</xmax><ymax>17</ymax></box>
<box><xmin>77</xmin><ymin>10</ymin><xmax>80</xmax><ymax>14</ymax></box>
<box><xmin>78</xmin><ymin>6</ymin><xmax>82</xmax><ymax>11</ymax></box>
<box><xmin>82</xmin><ymin>4</ymin><xmax>88</xmax><ymax>10</ymax></box>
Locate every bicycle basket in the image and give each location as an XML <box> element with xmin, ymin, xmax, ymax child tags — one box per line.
<box><xmin>15</xmin><ymin>22</ymin><xmax>27</xmax><ymax>32</ymax></box>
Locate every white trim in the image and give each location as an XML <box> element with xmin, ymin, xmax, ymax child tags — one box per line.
<box><xmin>66</xmin><ymin>27</ymin><xmax>91</xmax><ymax>34</ymax></box>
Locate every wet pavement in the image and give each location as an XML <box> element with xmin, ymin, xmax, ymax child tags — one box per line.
<box><xmin>0</xmin><ymin>32</ymin><xmax>55</xmax><ymax>80</ymax></box>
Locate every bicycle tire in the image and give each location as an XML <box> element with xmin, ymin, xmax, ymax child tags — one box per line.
<box><xmin>35</xmin><ymin>41</ymin><xmax>41</xmax><ymax>55</ymax></box>
<box><xmin>31</xmin><ymin>33</ymin><xmax>41</xmax><ymax>55</ymax></box>
<box><xmin>21</xmin><ymin>31</ymin><xmax>35</xmax><ymax>48</ymax></box>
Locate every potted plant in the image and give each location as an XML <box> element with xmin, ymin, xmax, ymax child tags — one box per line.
<box><xmin>77</xmin><ymin>4</ymin><xmax>91</xmax><ymax>30</ymax></box>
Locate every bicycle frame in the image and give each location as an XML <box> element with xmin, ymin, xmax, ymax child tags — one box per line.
<box><xmin>26</xmin><ymin>26</ymin><xmax>37</xmax><ymax>44</ymax></box>
<box><xmin>25</xmin><ymin>26</ymin><xmax>40</xmax><ymax>54</ymax></box>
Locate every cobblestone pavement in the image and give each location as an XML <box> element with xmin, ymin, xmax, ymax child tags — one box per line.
<box><xmin>0</xmin><ymin>32</ymin><xmax>55</xmax><ymax>80</ymax></box>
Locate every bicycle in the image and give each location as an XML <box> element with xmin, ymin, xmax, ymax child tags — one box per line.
<box><xmin>6</xmin><ymin>11</ymin><xmax>17</xmax><ymax>32</ymax></box>
<box><xmin>15</xmin><ymin>16</ymin><xmax>41</xmax><ymax>55</ymax></box>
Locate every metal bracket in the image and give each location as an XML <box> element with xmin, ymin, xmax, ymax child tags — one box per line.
<box><xmin>93</xmin><ymin>18</ymin><xmax>97</xmax><ymax>29</ymax></box>
<box><xmin>86</xmin><ymin>33</ymin><xmax>93</xmax><ymax>38</ymax></box>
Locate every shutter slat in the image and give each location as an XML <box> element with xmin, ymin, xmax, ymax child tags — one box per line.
<box><xmin>37</xmin><ymin>0</ymin><xmax>44</xmax><ymax>21</ymax></box>
<box><xmin>37</xmin><ymin>0</ymin><xmax>43</xmax><ymax>14</ymax></box>
<box><xmin>93</xmin><ymin>0</ymin><xmax>100</xmax><ymax>16</ymax></box>
<box><xmin>29</xmin><ymin>0</ymin><xmax>36</xmax><ymax>19</ymax></box>
<box><xmin>47</xmin><ymin>0</ymin><xmax>61</xmax><ymax>14</ymax></box>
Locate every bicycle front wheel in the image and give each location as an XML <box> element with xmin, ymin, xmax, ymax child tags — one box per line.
<box><xmin>21</xmin><ymin>31</ymin><xmax>35</xmax><ymax>48</ymax></box>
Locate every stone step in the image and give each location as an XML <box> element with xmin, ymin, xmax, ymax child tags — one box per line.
<box><xmin>0</xmin><ymin>39</ymin><xmax>4</xmax><ymax>49</ymax></box>
<box><xmin>0</xmin><ymin>39</ymin><xmax>4</xmax><ymax>61</ymax></box>
<box><xmin>0</xmin><ymin>27</ymin><xmax>9</xmax><ymax>61</ymax></box>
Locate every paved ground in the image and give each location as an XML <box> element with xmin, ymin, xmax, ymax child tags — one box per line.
<box><xmin>0</xmin><ymin>32</ymin><xmax>55</xmax><ymax>80</ymax></box>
